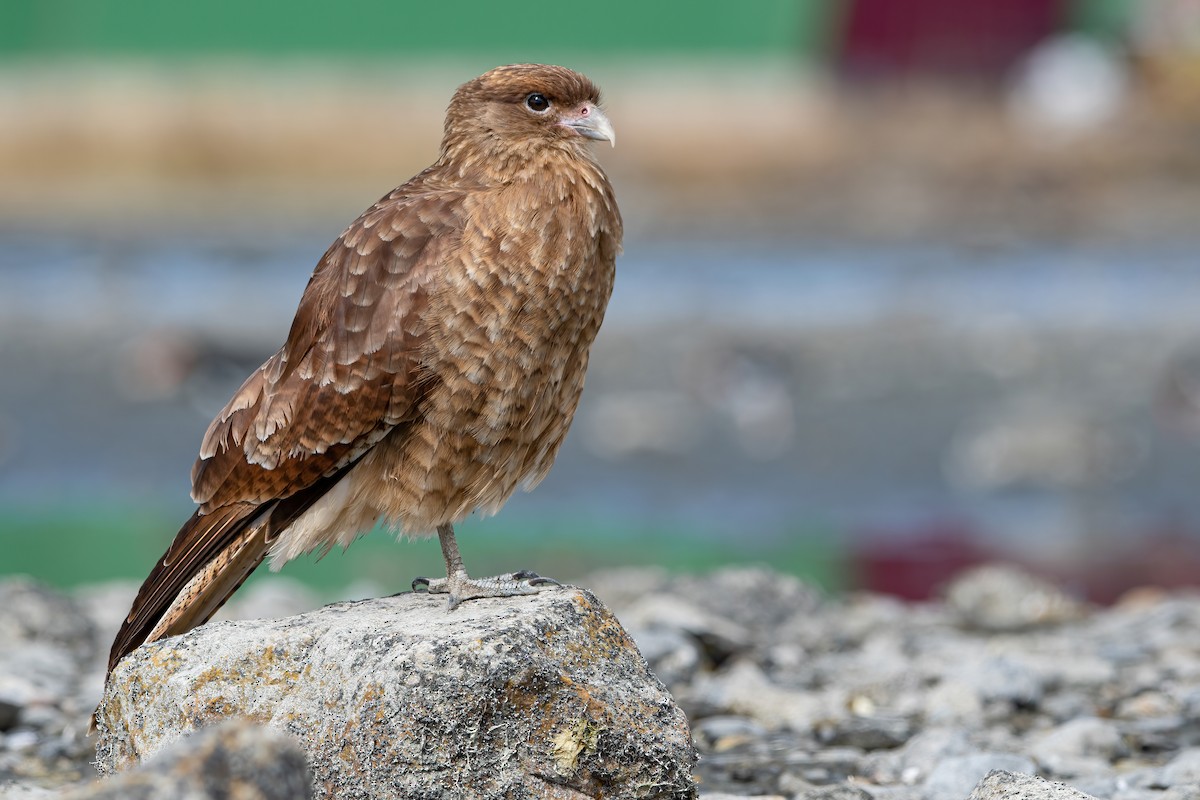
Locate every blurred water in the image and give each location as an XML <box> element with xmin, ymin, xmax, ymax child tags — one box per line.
<box><xmin>3</xmin><ymin>230</ymin><xmax>1200</xmax><ymax>557</ymax></box>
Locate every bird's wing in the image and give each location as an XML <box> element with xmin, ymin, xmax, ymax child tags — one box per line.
<box><xmin>193</xmin><ymin>188</ymin><xmax>461</xmax><ymax>509</ymax></box>
<box><xmin>107</xmin><ymin>186</ymin><xmax>461</xmax><ymax>673</ymax></box>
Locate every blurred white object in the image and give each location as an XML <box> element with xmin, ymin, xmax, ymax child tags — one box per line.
<box><xmin>1008</xmin><ymin>34</ymin><xmax>1129</xmax><ymax>138</ymax></box>
<box><xmin>946</xmin><ymin>398</ymin><xmax>1144</xmax><ymax>491</ymax></box>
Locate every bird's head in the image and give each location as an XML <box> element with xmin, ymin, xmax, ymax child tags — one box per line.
<box><xmin>440</xmin><ymin>64</ymin><xmax>615</xmax><ymax>171</ymax></box>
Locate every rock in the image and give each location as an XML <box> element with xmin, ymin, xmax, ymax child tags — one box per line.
<box><xmin>924</xmin><ymin>755</ymin><xmax>1039</xmax><ymax>800</ymax></box>
<box><xmin>0</xmin><ymin>784</ymin><xmax>56</xmax><ymax>799</ymax></box>
<box><xmin>692</xmin><ymin>716</ymin><xmax>769</xmax><ymax>752</ymax></box>
<box><xmin>0</xmin><ymin>580</ymin><xmax>96</xmax><ymax>664</ymax></box>
<box><xmin>865</xmin><ymin>726</ymin><xmax>974</xmax><ymax>785</ymax></box>
<box><xmin>626</xmin><ymin>626</ymin><xmax>703</xmax><ymax>690</ymax></box>
<box><xmin>691</xmin><ymin>659</ymin><xmax>831</xmax><ymax>731</ymax></box>
<box><xmin>95</xmin><ymin>587</ymin><xmax>696</xmax><ymax>800</ymax></box>
<box><xmin>1032</xmin><ymin>717</ymin><xmax>1125</xmax><ymax>771</ymax></box>
<box><xmin>0</xmin><ymin>579</ymin><xmax>96</xmax><ymax>711</ymax></box>
<box><xmin>1157</xmin><ymin>748</ymin><xmax>1200</xmax><ymax>787</ymax></box>
<box><xmin>670</xmin><ymin>567</ymin><xmax>823</xmax><ymax>637</ymax></box>
<box><xmin>0</xmin><ymin>580</ymin><xmax>98</xmax><ymax>792</ymax></box>
<box><xmin>966</xmin><ymin>770</ymin><xmax>1098</xmax><ymax>800</ymax></box>
<box><xmin>792</xmin><ymin>783</ymin><xmax>873</xmax><ymax>800</ymax></box>
<box><xmin>619</xmin><ymin>595</ymin><xmax>751</xmax><ymax>665</ymax></box>
<box><xmin>814</xmin><ymin>714</ymin><xmax>913</xmax><ymax>751</ymax></box>
<box><xmin>921</xmin><ymin>680</ymin><xmax>985</xmax><ymax>725</ymax></box>
<box><xmin>943</xmin><ymin>565</ymin><xmax>1085</xmax><ymax>632</ymax></box>
<box><xmin>59</xmin><ymin>719</ymin><xmax>311</xmax><ymax>799</ymax></box>
<box><xmin>948</xmin><ymin>655</ymin><xmax>1045</xmax><ymax>710</ymax></box>
<box><xmin>0</xmin><ymin>700</ymin><xmax>19</xmax><ymax>731</ymax></box>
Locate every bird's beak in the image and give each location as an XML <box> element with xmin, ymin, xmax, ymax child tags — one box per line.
<box><xmin>561</xmin><ymin>104</ymin><xmax>616</xmax><ymax>147</ymax></box>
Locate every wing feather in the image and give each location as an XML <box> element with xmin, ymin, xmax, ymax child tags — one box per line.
<box><xmin>192</xmin><ymin>187</ymin><xmax>459</xmax><ymax>510</ymax></box>
<box><xmin>108</xmin><ymin>185</ymin><xmax>461</xmax><ymax>675</ymax></box>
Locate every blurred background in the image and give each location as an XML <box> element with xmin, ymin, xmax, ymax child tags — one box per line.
<box><xmin>2</xmin><ymin>0</ymin><xmax>1200</xmax><ymax>604</ymax></box>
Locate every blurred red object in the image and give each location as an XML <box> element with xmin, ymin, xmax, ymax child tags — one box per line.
<box><xmin>851</xmin><ymin>521</ymin><xmax>994</xmax><ymax>600</ymax></box>
<box><xmin>839</xmin><ymin>0</ymin><xmax>1067</xmax><ymax>79</ymax></box>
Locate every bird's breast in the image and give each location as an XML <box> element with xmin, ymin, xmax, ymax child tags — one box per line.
<box><xmin>384</xmin><ymin>179</ymin><xmax>615</xmax><ymax>516</ymax></box>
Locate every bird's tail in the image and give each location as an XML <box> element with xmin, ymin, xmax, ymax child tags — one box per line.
<box><xmin>105</xmin><ymin>502</ymin><xmax>272</xmax><ymax>676</ymax></box>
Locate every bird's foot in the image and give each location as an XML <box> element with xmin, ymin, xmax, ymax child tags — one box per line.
<box><xmin>411</xmin><ymin>569</ymin><xmax>559</xmax><ymax>610</ymax></box>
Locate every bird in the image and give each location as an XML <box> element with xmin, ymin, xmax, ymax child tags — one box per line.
<box><xmin>104</xmin><ymin>63</ymin><xmax>622</xmax><ymax>679</ymax></box>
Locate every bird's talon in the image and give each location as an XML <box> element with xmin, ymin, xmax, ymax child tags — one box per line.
<box><xmin>528</xmin><ymin>576</ymin><xmax>559</xmax><ymax>587</ymax></box>
<box><xmin>511</xmin><ymin>569</ymin><xmax>540</xmax><ymax>580</ymax></box>
<box><xmin>411</xmin><ymin>576</ymin><xmax>431</xmax><ymax>592</ymax></box>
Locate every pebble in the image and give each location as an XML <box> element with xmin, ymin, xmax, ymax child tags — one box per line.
<box><xmin>4</xmin><ymin>563</ymin><xmax>1200</xmax><ymax>799</ymax></box>
<box><xmin>943</xmin><ymin>565</ymin><xmax>1086</xmax><ymax>631</ymax></box>
<box><xmin>924</xmin><ymin>754</ymin><xmax>1041</xmax><ymax>800</ymax></box>
<box><xmin>0</xmin><ymin>700</ymin><xmax>19</xmax><ymax>732</ymax></box>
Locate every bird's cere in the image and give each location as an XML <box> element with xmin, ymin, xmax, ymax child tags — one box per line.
<box><xmin>562</xmin><ymin>104</ymin><xmax>616</xmax><ymax>147</ymax></box>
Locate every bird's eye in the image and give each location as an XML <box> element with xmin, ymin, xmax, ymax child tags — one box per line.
<box><xmin>525</xmin><ymin>93</ymin><xmax>550</xmax><ymax>112</ymax></box>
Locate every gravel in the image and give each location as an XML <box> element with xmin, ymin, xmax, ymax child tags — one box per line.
<box><xmin>3</xmin><ymin>563</ymin><xmax>1200</xmax><ymax>799</ymax></box>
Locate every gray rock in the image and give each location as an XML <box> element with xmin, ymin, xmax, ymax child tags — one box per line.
<box><xmin>96</xmin><ymin>587</ymin><xmax>696</xmax><ymax>800</ymax></box>
<box><xmin>920</xmin><ymin>680</ymin><xmax>985</xmax><ymax>725</ymax></box>
<box><xmin>1158</xmin><ymin>748</ymin><xmax>1200</xmax><ymax>787</ymax></box>
<box><xmin>815</xmin><ymin>715</ymin><xmax>913</xmax><ymax>751</ymax></box>
<box><xmin>0</xmin><ymin>701</ymin><xmax>18</xmax><ymax>732</ymax></box>
<box><xmin>794</xmin><ymin>783</ymin><xmax>874</xmax><ymax>800</ymax></box>
<box><xmin>671</xmin><ymin>567</ymin><xmax>823</xmax><ymax>637</ymax></box>
<box><xmin>1038</xmin><ymin>691</ymin><xmax>1102</xmax><ymax>724</ymax></box>
<box><xmin>950</xmin><ymin>656</ymin><xmax>1045</xmax><ymax>709</ymax></box>
<box><xmin>868</xmin><ymin>727</ymin><xmax>975</xmax><ymax>785</ymax></box>
<box><xmin>627</xmin><ymin>626</ymin><xmax>703</xmax><ymax>689</ymax></box>
<box><xmin>0</xmin><ymin>580</ymin><xmax>95</xmax><ymax>664</ymax></box>
<box><xmin>925</xmin><ymin>755</ymin><xmax>1039</xmax><ymax>800</ymax></box>
<box><xmin>0</xmin><ymin>644</ymin><xmax>81</xmax><ymax>708</ymax></box>
<box><xmin>1159</xmin><ymin>787</ymin><xmax>1200</xmax><ymax>800</ymax></box>
<box><xmin>966</xmin><ymin>770</ymin><xmax>1098</xmax><ymax>800</ymax></box>
<box><xmin>620</xmin><ymin>595</ymin><xmax>751</xmax><ymax>664</ymax></box>
<box><xmin>1130</xmin><ymin>792</ymin><xmax>1196</xmax><ymax>800</ymax></box>
<box><xmin>1033</xmin><ymin>717</ymin><xmax>1125</xmax><ymax>775</ymax></box>
<box><xmin>0</xmin><ymin>784</ymin><xmax>56</xmax><ymax>799</ymax></box>
<box><xmin>944</xmin><ymin>565</ymin><xmax>1085</xmax><ymax>632</ymax></box>
<box><xmin>59</xmin><ymin>719</ymin><xmax>312</xmax><ymax>799</ymax></box>
<box><xmin>691</xmin><ymin>659</ymin><xmax>832</xmax><ymax>731</ymax></box>
<box><xmin>1044</xmin><ymin>719</ymin><xmax>1122</xmax><ymax>754</ymax></box>
<box><xmin>692</xmin><ymin>716</ymin><xmax>768</xmax><ymax>751</ymax></box>
<box><xmin>864</xmin><ymin>787</ymin><xmax>926</xmax><ymax>800</ymax></box>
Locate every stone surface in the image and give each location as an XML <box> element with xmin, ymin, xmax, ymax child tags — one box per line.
<box><xmin>56</xmin><ymin>720</ymin><xmax>311</xmax><ymax>799</ymax></box>
<box><xmin>95</xmin><ymin>586</ymin><xmax>696</xmax><ymax>800</ymax></box>
<box><xmin>0</xmin><ymin>579</ymin><xmax>98</xmax><ymax>792</ymax></box>
<box><xmin>966</xmin><ymin>770</ymin><xmax>1099</xmax><ymax>800</ymax></box>
<box><xmin>924</xmin><ymin>755</ymin><xmax>1040</xmax><ymax>800</ymax></box>
<box><xmin>943</xmin><ymin>565</ymin><xmax>1086</xmax><ymax>632</ymax></box>
<box><xmin>11</xmin><ymin>563</ymin><xmax>1200</xmax><ymax>798</ymax></box>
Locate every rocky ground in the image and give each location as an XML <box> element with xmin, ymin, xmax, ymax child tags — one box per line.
<box><xmin>3</xmin><ymin>564</ymin><xmax>1200</xmax><ymax>798</ymax></box>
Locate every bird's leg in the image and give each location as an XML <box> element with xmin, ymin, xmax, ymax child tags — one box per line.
<box><xmin>411</xmin><ymin>523</ymin><xmax>559</xmax><ymax>610</ymax></box>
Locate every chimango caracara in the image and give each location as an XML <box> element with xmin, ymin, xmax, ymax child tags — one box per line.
<box><xmin>106</xmin><ymin>64</ymin><xmax>622</xmax><ymax>676</ymax></box>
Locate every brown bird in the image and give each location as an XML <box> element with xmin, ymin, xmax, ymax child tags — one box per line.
<box><xmin>105</xmin><ymin>64</ymin><xmax>622</xmax><ymax>677</ymax></box>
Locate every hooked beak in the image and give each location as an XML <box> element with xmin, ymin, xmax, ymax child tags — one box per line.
<box><xmin>561</xmin><ymin>104</ymin><xmax>616</xmax><ymax>147</ymax></box>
